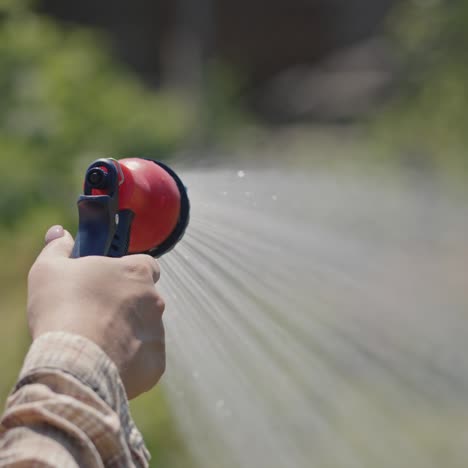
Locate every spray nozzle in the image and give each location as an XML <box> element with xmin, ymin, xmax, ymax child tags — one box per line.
<box><xmin>72</xmin><ymin>157</ymin><xmax>190</xmax><ymax>259</ymax></box>
<box><xmin>86</xmin><ymin>168</ymin><xmax>107</xmax><ymax>189</ymax></box>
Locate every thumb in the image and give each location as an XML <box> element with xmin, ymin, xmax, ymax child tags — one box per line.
<box><xmin>39</xmin><ymin>225</ymin><xmax>75</xmax><ymax>259</ymax></box>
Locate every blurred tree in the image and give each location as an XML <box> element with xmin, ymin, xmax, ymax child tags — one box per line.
<box><xmin>0</xmin><ymin>0</ymin><xmax>191</xmax><ymax>228</ymax></box>
<box><xmin>0</xmin><ymin>3</ymin><xmax>195</xmax><ymax>466</ymax></box>
<box><xmin>376</xmin><ymin>0</ymin><xmax>468</xmax><ymax>172</ymax></box>
<box><xmin>37</xmin><ymin>0</ymin><xmax>395</xmax><ymax>116</ymax></box>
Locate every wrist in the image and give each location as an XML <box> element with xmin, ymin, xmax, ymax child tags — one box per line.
<box><xmin>11</xmin><ymin>331</ymin><xmax>150</xmax><ymax>465</ymax></box>
<box><xmin>18</xmin><ymin>332</ymin><xmax>123</xmax><ymax>407</ymax></box>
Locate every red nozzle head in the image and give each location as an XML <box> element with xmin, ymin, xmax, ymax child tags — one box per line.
<box><xmin>116</xmin><ymin>158</ymin><xmax>189</xmax><ymax>256</ymax></box>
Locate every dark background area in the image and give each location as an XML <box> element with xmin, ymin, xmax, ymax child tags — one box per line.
<box><xmin>37</xmin><ymin>0</ymin><xmax>396</xmax><ymax>120</ymax></box>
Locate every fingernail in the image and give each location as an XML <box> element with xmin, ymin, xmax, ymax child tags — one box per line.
<box><xmin>45</xmin><ymin>225</ymin><xmax>65</xmax><ymax>244</ymax></box>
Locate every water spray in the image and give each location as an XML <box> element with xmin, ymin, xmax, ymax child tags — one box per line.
<box><xmin>68</xmin><ymin>158</ymin><xmax>468</xmax><ymax>467</ymax></box>
<box><xmin>71</xmin><ymin>158</ymin><xmax>190</xmax><ymax>258</ymax></box>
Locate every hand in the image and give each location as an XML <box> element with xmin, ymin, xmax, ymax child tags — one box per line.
<box><xmin>27</xmin><ymin>225</ymin><xmax>166</xmax><ymax>399</ymax></box>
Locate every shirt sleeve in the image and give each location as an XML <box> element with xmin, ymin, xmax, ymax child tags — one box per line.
<box><xmin>0</xmin><ymin>332</ymin><xmax>150</xmax><ymax>467</ymax></box>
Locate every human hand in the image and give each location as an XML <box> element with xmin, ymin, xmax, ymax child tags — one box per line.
<box><xmin>27</xmin><ymin>225</ymin><xmax>166</xmax><ymax>399</ymax></box>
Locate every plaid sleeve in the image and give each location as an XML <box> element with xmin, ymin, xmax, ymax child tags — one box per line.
<box><xmin>0</xmin><ymin>332</ymin><xmax>150</xmax><ymax>467</ymax></box>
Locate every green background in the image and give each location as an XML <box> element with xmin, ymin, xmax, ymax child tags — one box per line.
<box><xmin>1</xmin><ymin>1</ymin><xmax>468</xmax><ymax>466</ymax></box>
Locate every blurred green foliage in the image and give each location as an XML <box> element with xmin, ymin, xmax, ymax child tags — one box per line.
<box><xmin>374</xmin><ymin>0</ymin><xmax>468</xmax><ymax>174</ymax></box>
<box><xmin>0</xmin><ymin>2</ymin><xmax>193</xmax><ymax>466</ymax></box>
<box><xmin>0</xmin><ymin>0</ymin><xmax>466</xmax><ymax>465</ymax></box>
<box><xmin>0</xmin><ymin>0</ymin><xmax>192</xmax><ymax>229</ymax></box>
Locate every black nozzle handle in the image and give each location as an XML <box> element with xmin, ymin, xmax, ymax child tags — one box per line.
<box><xmin>71</xmin><ymin>195</ymin><xmax>118</xmax><ymax>258</ymax></box>
<box><xmin>72</xmin><ymin>158</ymin><xmax>128</xmax><ymax>258</ymax></box>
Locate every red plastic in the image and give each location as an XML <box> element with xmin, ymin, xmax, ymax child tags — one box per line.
<box><xmin>114</xmin><ymin>158</ymin><xmax>181</xmax><ymax>253</ymax></box>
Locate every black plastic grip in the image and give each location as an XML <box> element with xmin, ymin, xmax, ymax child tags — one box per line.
<box><xmin>71</xmin><ymin>195</ymin><xmax>118</xmax><ymax>258</ymax></box>
<box><xmin>71</xmin><ymin>158</ymin><xmax>129</xmax><ymax>258</ymax></box>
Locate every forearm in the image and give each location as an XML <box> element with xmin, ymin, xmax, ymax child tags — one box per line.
<box><xmin>0</xmin><ymin>333</ymin><xmax>149</xmax><ymax>467</ymax></box>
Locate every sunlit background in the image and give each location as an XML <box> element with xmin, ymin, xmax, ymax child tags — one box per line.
<box><xmin>1</xmin><ymin>0</ymin><xmax>468</xmax><ymax>467</ymax></box>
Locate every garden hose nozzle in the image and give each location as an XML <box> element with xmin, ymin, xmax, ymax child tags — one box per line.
<box><xmin>71</xmin><ymin>158</ymin><xmax>190</xmax><ymax>258</ymax></box>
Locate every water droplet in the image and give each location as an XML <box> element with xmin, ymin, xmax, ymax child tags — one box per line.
<box><xmin>216</xmin><ymin>399</ymin><xmax>225</xmax><ymax>409</ymax></box>
<box><xmin>237</xmin><ymin>170</ymin><xmax>246</xmax><ymax>178</ymax></box>
<box><xmin>221</xmin><ymin>191</ymin><xmax>228</xmax><ymax>196</ymax></box>
<box><xmin>272</xmin><ymin>195</ymin><xmax>278</xmax><ymax>201</ymax></box>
